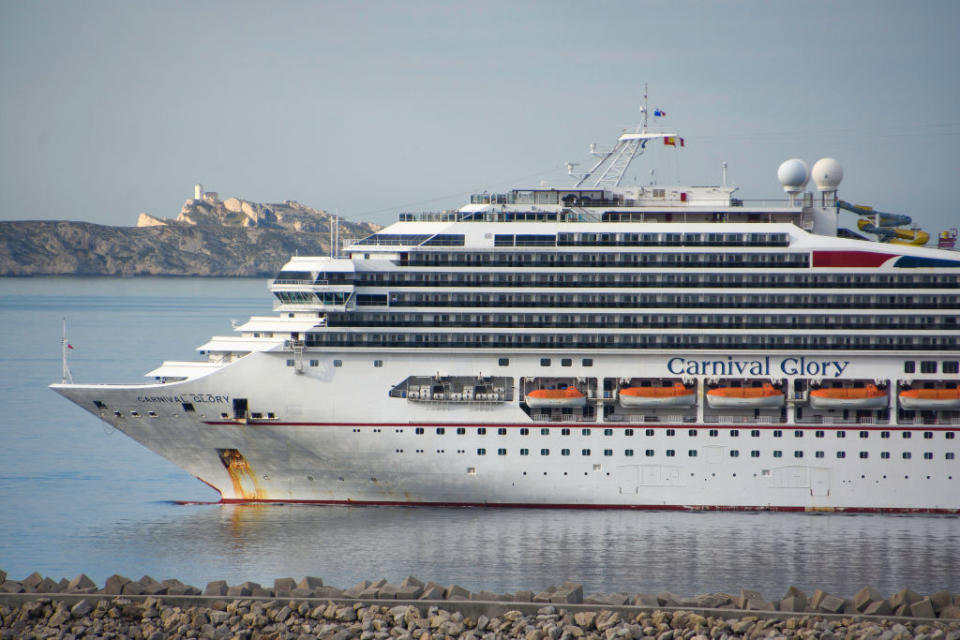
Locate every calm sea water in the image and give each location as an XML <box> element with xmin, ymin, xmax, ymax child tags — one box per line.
<box><xmin>1</xmin><ymin>277</ymin><xmax>958</xmax><ymax>598</ymax></box>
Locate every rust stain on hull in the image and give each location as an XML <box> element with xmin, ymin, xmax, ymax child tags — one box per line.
<box><xmin>218</xmin><ymin>449</ymin><xmax>266</xmax><ymax>500</ymax></box>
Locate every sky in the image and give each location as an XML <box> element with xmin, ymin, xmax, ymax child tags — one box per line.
<box><xmin>2</xmin><ymin>1</ymin><xmax>959</xmax><ymax>236</ymax></box>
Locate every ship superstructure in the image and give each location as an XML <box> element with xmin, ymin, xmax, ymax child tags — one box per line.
<box><xmin>52</xmin><ymin>110</ymin><xmax>960</xmax><ymax>512</ymax></box>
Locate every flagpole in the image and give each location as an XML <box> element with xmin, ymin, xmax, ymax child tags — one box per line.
<box><xmin>61</xmin><ymin>317</ymin><xmax>73</xmax><ymax>384</ymax></box>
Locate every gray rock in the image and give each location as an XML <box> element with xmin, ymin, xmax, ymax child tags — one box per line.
<box><xmin>419</xmin><ymin>584</ymin><xmax>445</xmax><ymax>600</ymax></box>
<box><xmin>67</xmin><ymin>574</ymin><xmax>96</xmax><ymax>592</ymax></box>
<box><xmin>890</xmin><ymin>588</ymin><xmax>922</xmax><ymax>609</ymax></box>
<box><xmin>0</xmin><ymin>568</ymin><xmax>5</xmax><ymax>584</ymax></box>
<box><xmin>344</xmin><ymin>580</ymin><xmax>372</xmax><ymax>598</ymax></box>
<box><xmin>940</xmin><ymin>605</ymin><xmax>960</xmax><ymax>619</ymax></box>
<box><xmin>657</xmin><ymin>592</ymin><xmax>682</xmax><ymax>607</ymax></box>
<box><xmin>910</xmin><ymin>597</ymin><xmax>936</xmax><ymax>619</ymax></box>
<box><xmin>930</xmin><ymin>590</ymin><xmax>953</xmax><ymax>613</ymax></box>
<box><xmin>22</xmin><ymin>572</ymin><xmax>43</xmax><ymax>590</ymax></box>
<box><xmin>470</xmin><ymin>590</ymin><xmax>499</xmax><ymax>602</ymax></box>
<box><xmin>550</xmin><ymin>582</ymin><xmax>583</xmax><ymax>604</ymax></box>
<box><xmin>854</xmin><ymin>586</ymin><xmax>886</xmax><ymax>612</ymax></box>
<box><xmin>400</xmin><ymin>576</ymin><xmax>424</xmax><ymax>589</ymax></box>
<box><xmin>584</xmin><ymin>593</ymin><xmax>628</xmax><ymax>606</ymax></box>
<box><xmin>122</xmin><ymin>580</ymin><xmax>146</xmax><ymax>596</ymax></box>
<box><xmin>299</xmin><ymin>576</ymin><xmax>324</xmax><ymax>590</ymax></box>
<box><xmin>394</xmin><ymin>585</ymin><xmax>423</xmax><ymax>600</ymax></box>
<box><xmin>315</xmin><ymin>586</ymin><xmax>345</xmax><ymax>598</ymax></box>
<box><xmin>70</xmin><ymin>599</ymin><xmax>94</xmax><ymax>619</ymax></box>
<box><xmin>819</xmin><ymin>594</ymin><xmax>846</xmax><ymax>613</ymax></box>
<box><xmin>35</xmin><ymin>577</ymin><xmax>59</xmax><ymax>592</ymax></box>
<box><xmin>864</xmin><ymin>599</ymin><xmax>893</xmax><ymax>616</ymax></box>
<box><xmin>139</xmin><ymin>574</ymin><xmax>160</xmax><ymax>587</ymax></box>
<box><xmin>205</xmin><ymin>580</ymin><xmax>229</xmax><ymax>596</ymax></box>
<box><xmin>104</xmin><ymin>574</ymin><xmax>131</xmax><ymax>595</ymax></box>
<box><xmin>513</xmin><ymin>590</ymin><xmax>534</xmax><ymax>602</ymax></box>
<box><xmin>275</xmin><ymin>577</ymin><xmax>297</xmax><ymax>596</ymax></box>
<box><xmin>445</xmin><ymin>584</ymin><xmax>471</xmax><ymax>600</ymax></box>
<box><xmin>631</xmin><ymin>593</ymin><xmax>660</xmax><ymax>607</ymax></box>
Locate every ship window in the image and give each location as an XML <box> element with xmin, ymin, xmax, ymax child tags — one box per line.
<box><xmin>773</xmin><ymin>451</ymin><xmax>783</xmax><ymax>458</ymax></box>
<box><xmin>541</xmin><ymin>449</ymin><xmax>549</xmax><ymax>455</ymax></box>
<box><xmin>666</xmin><ymin>449</ymin><xmax>675</xmax><ymax>457</ymax></box>
<box><xmin>182</xmin><ymin>403</ymin><xmax>195</xmax><ymax>413</ymax></box>
<box><xmin>881</xmin><ymin>451</ymin><xmax>891</xmax><ymax>459</ymax></box>
<box><xmin>688</xmin><ymin>450</ymin><xmax>697</xmax><ymax>457</ymax></box>
<box><xmin>947</xmin><ymin>433</ymin><xmax>956</xmax><ymax>439</ymax></box>
<box><xmin>415</xmin><ymin>428</ymin><xmax>424</xmax><ymax>434</ymax></box>
<box><xmin>773</xmin><ymin>430</ymin><xmax>782</xmax><ymax>438</ymax></box>
<box><xmin>498</xmin><ymin>358</ymin><xmax>509</xmax><ymax>366</ymax></box>
<box><xmin>730</xmin><ymin>450</ymin><xmax>739</xmax><ymax>457</ymax></box>
<box><xmin>477</xmin><ymin>428</ymin><xmax>486</xmax><ymax>435</ymax></box>
<box><xmin>498</xmin><ymin>428</ymin><xmax>507</xmax><ymax>435</ymax></box>
<box><xmin>477</xmin><ymin>448</ymin><xmax>486</xmax><ymax>455</ymax></box>
<box><xmin>920</xmin><ymin>361</ymin><xmax>937</xmax><ymax>374</ymax></box>
<box><xmin>561</xmin><ymin>449</ymin><xmax>570</xmax><ymax>456</ymax></box>
<box><xmin>561</xmin><ymin>428</ymin><xmax>571</xmax><ymax>436</ymax></box>
<box><xmin>520</xmin><ymin>428</ymin><xmax>529</xmax><ymax>436</ymax></box>
<box><xmin>859</xmin><ymin>451</ymin><xmax>869</xmax><ymax>459</ymax></box>
<box><xmin>561</xmin><ymin>358</ymin><xmax>572</xmax><ymax>367</ymax></box>
<box><xmin>604</xmin><ymin>449</ymin><xmax>613</xmax><ymax>456</ymax></box>
<box><xmin>947</xmin><ymin>452</ymin><xmax>955</xmax><ymax>460</ymax></box>
<box><xmin>859</xmin><ymin>431</ymin><xmax>869</xmax><ymax>439</ymax></box>
<box><xmin>730</xmin><ymin>429</ymin><xmax>739</xmax><ymax>437</ymax></box>
<box><xmin>794</xmin><ymin>451</ymin><xmax>803</xmax><ymax>458</ymax></box>
<box><xmin>815</xmin><ymin>451</ymin><xmax>825</xmax><ymax>458</ymax></box>
<box><xmin>334</xmin><ymin>360</ymin><xmax>342</xmax><ymax>367</ymax></box>
<box><xmin>497</xmin><ymin>448</ymin><xmax>507</xmax><ymax>456</ymax></box>
<box><xmin>624</xmin><ymin>449</ymin><xmax>634</xmax><ymax>457</ymax></box>
<box><xmin>624</xmin><ymin>429</ymin><xmax>634</xmax><ymax>436</ymax></box>
<box><xmin>666</xmin><ymin>429</ymin><xmax>675</xmax><ymax>437</ymax></box>
<box><xmin>903</xmin><ymin>432</ymin><xmax>912</xmax><ymax>439</ymax></box>
<box><xmin>645</xmin><ymin>429</ymin><xmax>655</xmax><ymax>436</ymax></box>
<box><xmin>904</xmin><ymin>361</ymin><xmax>916</xmax><ymax>373</ymax></box>
<box><xmin>688</xmin><ymin>429</ymin><xmax>698</xmax><ymax>437</ymax></box>
<box><xmin>582</xmin><ymin>359</ymin><xmax>593</xmax><ymax>367</ymax></box>
<box><xmin>520</xmin><ymin>448</ymin><xmax>529</xmax><ymax>456</ymax></box>
<box><xmin>645</xmin><ymin>449</ymin><xmax>654</xmax><ymax>457</ymax></box>
<box><xmin>541</xmin><ymin>428</ymin><xmax>550</xmax><ymax>435</ymax></box>
<box><xmin>924</xmin><ymin>431</ymin><xmax>933</xmax><ymax>439</ymax></box>
<box><xmin>582</xmin><ymin>428</ymin><xmax>591</xmax><ymax>435</ymax></box>
<box><xmin>456</xmin><ymin>427</ymin><xmax>466</xmax><ymax>435</ymax></box>
<box><xmin>751</xmin><ymin>430</ymin><xmax>760</xmax><ymax>438</ymax></box>
<box><xmin>286</xmin><ymin>359</ymin><xmax>295</xmax><ymax>367</ymax></box>
<box><xmin>374</xmin><ymin>360</ymin><xmax>383</xmax><ymax>367</ymax></box>
<box><xmin>751</xmin><ymin>451</ymin><xmax>760</xmax><ymax>458</ymax></box>
<box><xmin>540</xmin><ymin>358</ymin><xmax>551</xmax><ymax>366</ymax></box>
<box><xmin>794</xmin><ymin>430</ymin><xmax>803</xmax><ymax>438</ymax></box>
<box><xmin>881</xmin><ymin>431</ymin><xmax>890</xmax><ymax>438</ymax></box>
<box><xmin>604</xmin><ymin>429</ymin><xmax>613</xmax><ymax>436</ymax></box>
<box><xmin>944</xmin><ymin>361</ymin><xmax>959</xmax><ymax>374</ymax></box>
<box><xmin>903</xmin><ymin>452</ymin><xmax>912</xmax><ymax>459</ymax></box>
<box><xmin>436</xmin><ymin>427</ymin><xmax>445</xmax><ymax>434</ymax></box>
<box><xmin>582</xmin><ymin>449</ymin><xmax>591</xmax><ymax>456</ymax></box>
<box><xmin>709</xmin><ymin>429</ymin><xmax>719</xmax><ymax>437</ymax></box>
<box><xmin>837</xmin><ymin>431</ymin><xmax>846</xmax><ymax>438</ymax></box>
<box><xmin>923</xmin><ymin>452</ymin><xmax>933</xmax><ymax>460</ymax></box>
<box><xmin>309</xmin><ymin>360</ymin><xmax>319</xmax><ymax>367</ymax></box>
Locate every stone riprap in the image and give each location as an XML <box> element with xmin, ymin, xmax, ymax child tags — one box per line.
<box><xmin>2</xmin><ymin>598</ymin><xmax>960</xmax><ymax>640</ymax></box>
<box><xmin>2</xmin><ymin>570</ymin><xmax>960</xmax><ymax>639</ymax></box>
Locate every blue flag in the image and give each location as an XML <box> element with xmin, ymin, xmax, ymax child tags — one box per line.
<box><xmin>654</xmin><ymin>109</ymin><xmax>666</xmax><ymax>117</ymax></box>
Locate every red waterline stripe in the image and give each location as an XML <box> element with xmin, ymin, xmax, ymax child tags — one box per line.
<box><xmin>202</xmin><ymin>498</ymin><xmax>958</xmax><ymax>514</ymax></box>
<box><xmin>202</xmin><ymin>421</ymin><xmax>959</xmax><ymax>432</ymax></box>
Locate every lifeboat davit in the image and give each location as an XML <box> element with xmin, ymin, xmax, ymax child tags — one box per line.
<box><xmin>619</xmin><ymin>383</ymin><xmax>696</xmax><ymax>408</ymax></box>
<box><xmin>809</xmin><ymin>384</ymin><xmax>887</xmax><ymax>410</ymax></box>
<box><xmin>899</xmin><ymin>386</ymin><xmax>960</xmax><ymax>410</ymax></box>
<box><xmin>525</xmin><ymin>387</ymin><xmax>586</xmax><ymax>409</ymax></box>
<box><xmin>707</xmin><ymin>383</ymin><xmax>784</xmax><ymax>409</ymax></box>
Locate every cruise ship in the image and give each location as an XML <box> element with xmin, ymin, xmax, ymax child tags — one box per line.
<box><xmin>52</xmin><ymin>109</ymin><xmax>960</xmax><ymax>512</ymax></box>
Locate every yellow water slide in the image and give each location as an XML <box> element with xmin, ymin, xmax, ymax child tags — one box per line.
<box><xmin>839</xmin><ymin>200</ymin><xmax>929</xmax><ymax>246</ymax></box>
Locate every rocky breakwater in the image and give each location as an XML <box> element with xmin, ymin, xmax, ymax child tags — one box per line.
<box><xmin>2</xmin><ymin>570</ymin><xmax>960</xmax><ymax>640</ymax></box>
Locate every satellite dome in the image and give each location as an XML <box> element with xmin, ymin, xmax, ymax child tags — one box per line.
<box><xmin>812</xmin><ymin>158</ymin><xmax>843</xmax><ymax>191</ymax></box>
<box><xmin>777</xmin><ymin>159</ymin><xmax>809</xmax><ymax>192</ymax></box>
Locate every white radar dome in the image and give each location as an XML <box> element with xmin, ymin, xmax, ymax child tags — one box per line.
<box><xmin>777</xmin><ymin>159</ymin><xmax>809</xmax><ymax>192</ymax></box>
<box><xmin>812</xmin><ymin>158</ymin><xmax>843</xmax><ymax>191</ymax></box>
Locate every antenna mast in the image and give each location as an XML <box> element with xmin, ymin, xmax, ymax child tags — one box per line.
<box><xmin>61</xmin><ymin>317</ymin><xmax>73</xmax><ymax>384</ymax></box>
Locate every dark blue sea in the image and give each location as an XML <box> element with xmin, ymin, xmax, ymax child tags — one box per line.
<box><xmin>1</xmin><ymin>277</ymin><xmax>958</xmax><ymax>598</ymax></box>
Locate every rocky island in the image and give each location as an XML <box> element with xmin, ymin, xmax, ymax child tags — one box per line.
<box><xmin>0</xmin><ymin>186</ymin><xmax>380</xmax><ymax>277</ymax></box>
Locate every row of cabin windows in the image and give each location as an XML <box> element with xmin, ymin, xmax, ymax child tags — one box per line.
<box><xmin>471</xmin><ymin>448</ymin><xmax>954</xmax><ymax>459</ymax></box>
<box><xmin>406</xmin><ymin>252</ymin><xmax>810</xmax><ymax>269</ymax></box>
<box><xmin>491</xmin><ymin>232</ymin><xmax>791</xmax><ymax>248</ymax></box>
<box><xmin>351</xmin><ymin>271</ymin><xmax>959</xmax><ymax>289</ymax></box>
<box><xmin>409</xmin><ymin>426</ymin><xmax>956</xmax><ymax>439</ymax></box>
<box><xmin>905</xmin><ymin>361</ymin><xmax>960</xmax><ymax>374</ymax></box>
<box><xmin>330</xmin><ymin>311</ymin><xmax>959</xmax><ymax>331</ymax></box>
<box><xmin>304</xmin><ymin>331</ymin><xmax>959</xmax><ymax>350</ymax></box>
<box><xmin>385</xmin><ymin>291</ymin><xmax>959</xmax><ymax>309</ymax></box>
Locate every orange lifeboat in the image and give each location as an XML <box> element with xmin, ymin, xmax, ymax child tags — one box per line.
<box><xmin>899</xmin><ymin>386</ymin><xmax>960</xmax><ymax>410</ymax></box>
<box><xmin>707</xmin><ymin>383</ymin><xmax>784</xmax><ymax>409</ymax></box>
<box><xmin>809</xmin><ymin>384</ymin><xmax>887</xmax><ymax>410</ymax></box>
<box><xmin>619</xmin><ymin>383</ymin><xmax>695</xmax><ymax>408</ymax></box>
<box><xmin>525</xmin><ymin>387</ymin><xmax>586</xmax><ymax>409</ymax></box>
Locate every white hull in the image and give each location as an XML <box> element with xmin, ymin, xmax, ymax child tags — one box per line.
<box><xmin>525</xmin><ymin>395</ymin><xmax>587</xmax><ymax>409</ymax></box>
<box><xmin>51</xmin><ymin>350</ymin><xmax>960</xmax><ymax>512</ymax></box>
<box><xmin>899</xmin><ymin>396</ymin><xmax>960</xmax><ymax>410</ymax></box>
<box><xmin>706</xmin><ymin>394</ymin><xmax>784</xmax><ymax>409</ymax></box>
